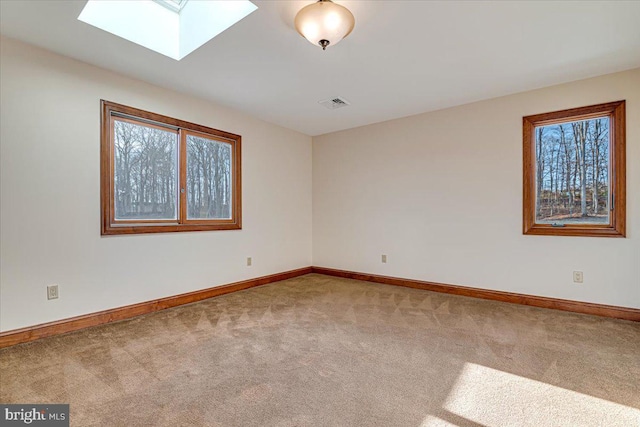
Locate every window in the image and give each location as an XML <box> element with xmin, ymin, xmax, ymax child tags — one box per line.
<box><xmin>101</xmin><ymin>100</ymin><xmax>241</xmax><ymax>235</ymax></box>
<box><xmin>523</xmin><ymin>101</ymin><xmax>625</xmax><ymax>237</ymax></box>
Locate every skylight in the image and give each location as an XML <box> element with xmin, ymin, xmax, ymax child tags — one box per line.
<box><xmin>78</xmin><ymin>0</ymin><xmax>257</xmax><ymax>60</ymax></box>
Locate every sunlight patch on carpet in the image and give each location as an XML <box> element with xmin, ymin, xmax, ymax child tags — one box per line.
<box><xmin>421</xmin><ymin>362</ymin><xmax>639</xmax><ymax>427</ymax></box>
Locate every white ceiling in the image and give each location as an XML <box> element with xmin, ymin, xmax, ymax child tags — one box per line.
<box><xmin>1</xmin><ymin>1</ymin><xmax>639</xmax><ymax>136</ymax></box>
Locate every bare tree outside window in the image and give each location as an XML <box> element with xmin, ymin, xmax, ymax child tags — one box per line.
<box><xmin>186</xmin><ymin>135</ymin><xmax>232</xmax><ymax>220</ymax></box>
<box><xmin>534</xmin><ymin>117</ymin><xmax>609</xmax><ymax>225</ymax></box>
<box><xmin>114</xmin><ymin>119</ymin><xmax>178</xmax><ymax>220</ymax></box>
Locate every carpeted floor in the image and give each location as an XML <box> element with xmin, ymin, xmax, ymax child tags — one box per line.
<box><xmin>1</xmin><ymin>274</ymin><xmax>639</xmax><ymax>426</ymax></box>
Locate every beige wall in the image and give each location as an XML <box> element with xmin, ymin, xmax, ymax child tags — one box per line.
<box><xmin>0</xmin><ymin>38</ymin><xmax>313</xmax><ymax>331</ymax></box>
<box><xmin>313</xmin><ymin>69</ymin><xmax>640</xmax><ymax>308</ymax></box>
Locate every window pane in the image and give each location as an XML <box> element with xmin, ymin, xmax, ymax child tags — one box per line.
<box><xmin>186</xmin><ymin>134</ymin><xmax>232</xmax><ymax>219</ymax></box>
<box><xmin>113</xmin><ymin>119</ymin><xmax>178</xmax><ymax>220</ymax></box>
<box><xmin>534</xmin><ymin>117</ymin><xmax>609</xmax><ymax>225</ymax></box>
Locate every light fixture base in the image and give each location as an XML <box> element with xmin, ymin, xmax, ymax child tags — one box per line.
<box><xmin>319</xmin><ymin>39</ymin><xmax>330</xmax><ymax>50</ymax></box>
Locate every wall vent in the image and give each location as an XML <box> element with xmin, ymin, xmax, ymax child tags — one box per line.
<box><xmin>319</xmin><ymin>96</ymin><xmax>351</xmax><ymax>110</ymax></box>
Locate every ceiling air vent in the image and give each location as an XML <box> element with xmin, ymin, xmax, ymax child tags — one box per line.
<box><xmin>319</xmin><ymin>96</ymin><xmax>351</xmax><ymax>110</ymax></box>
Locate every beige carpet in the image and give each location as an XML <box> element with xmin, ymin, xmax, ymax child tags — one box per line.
<box><xmin>1</xmin><ymin>274</ymin><xmax>639</xmax><ymax>426</ymax></box>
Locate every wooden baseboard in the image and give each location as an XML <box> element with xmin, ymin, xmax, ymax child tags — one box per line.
<box><xmin>3</xmin><ymin>265</ymin><xmax>636</xmax><ymax>348</ymax></box>
<box><xmin>0</xmin><ymin>267</ymin><xmax>312</xmax><ymax>348</ymax></box>
<box><xmin>311</xmin><ymin>267</ymin><xmax>640</xmax><ymax>322</ymax></box>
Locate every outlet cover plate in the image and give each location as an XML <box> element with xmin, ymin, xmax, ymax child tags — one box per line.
<box><xmin>47</xmin><ymin>284</ymin><xmax>59</xmax><ymax>300</ymax></box>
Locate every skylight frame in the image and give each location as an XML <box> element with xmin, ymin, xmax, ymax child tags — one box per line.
<box><xmin>153</xmin><ymin>0</ymin><xmax>189</xmax><ymax>14</ymax></box>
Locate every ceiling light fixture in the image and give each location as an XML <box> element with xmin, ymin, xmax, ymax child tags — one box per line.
<box><xmin>294</xmin><ymin>0</ymin><xmax>355</xmax><ymax>51</ymax></box>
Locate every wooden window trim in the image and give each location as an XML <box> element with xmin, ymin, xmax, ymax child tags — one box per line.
<box><xmin>101</xmin><ymin>100</ymin><xmax>242</xmax><ymax>235</ymax></box>
<box><xmin>523</xmin><ymin>100</ymin><xmax>625</xmax><ymax>237</ymax></box>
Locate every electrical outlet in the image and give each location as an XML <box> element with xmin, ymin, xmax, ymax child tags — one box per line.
<box><xmin>381</xmin><ymin>254</ymin><xmax>387</xmax><ymax>263</ymax></box>
<box><xmin>247</xmin><ymin>257</ymin><xmax>252</xmax><ymax>267</ymax></box>
<box><xmin>47</xmin><ymin>284</ymin><xmax>59</xmax><ymax>300</ymax></box>
<box><xmin>573</xmin><ymin>271</ymin><xmax>583</xmax><ymax>283</ymax></box>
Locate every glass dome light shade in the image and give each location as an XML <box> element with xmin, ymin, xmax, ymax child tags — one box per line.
<box><xmin>294</xmin><ymin>0</ymin><xmax>355</xmax><ymax>50</ymax></box>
